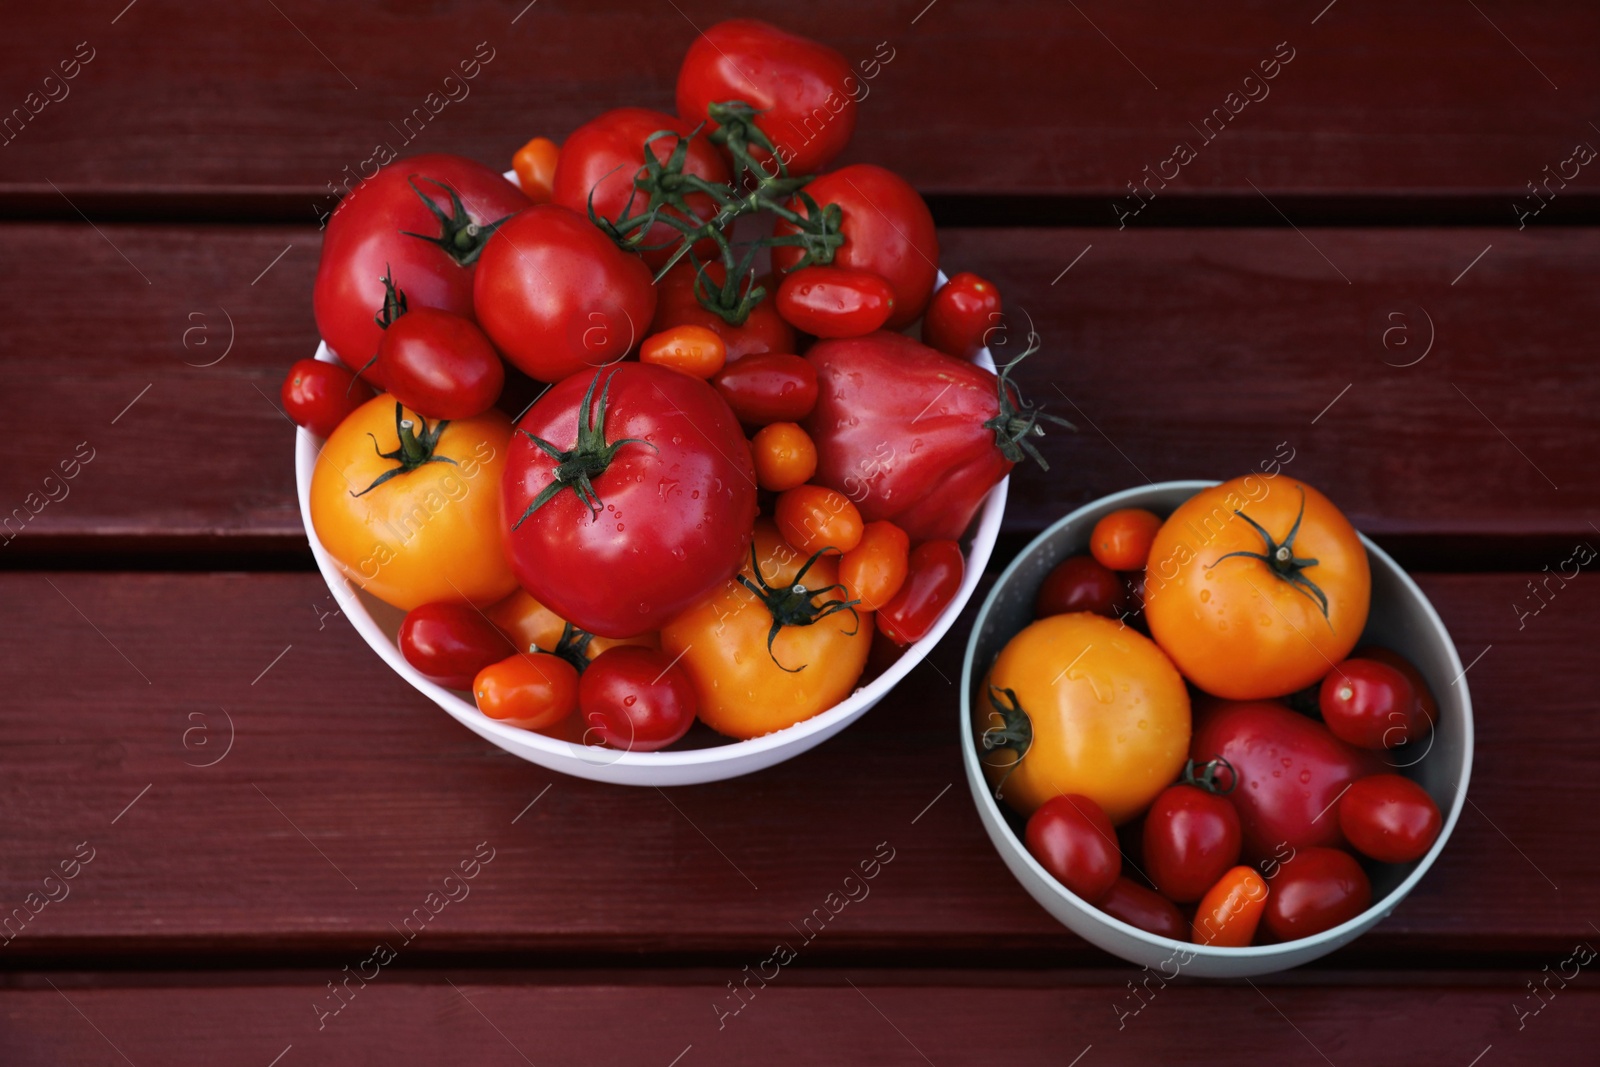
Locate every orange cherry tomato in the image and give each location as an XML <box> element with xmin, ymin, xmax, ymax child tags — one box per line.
<box><xmin>839</xmin><ymin>520</ymin><xmax>910</xmax><ymax>610</ymax></box>
<box><xmin>640</xmin><ymin>324</ymin><xmax>727</xmax><ymax>379</ymax></box>
<box><xmin>775</xmin><ymin>484</ymin><xmax>864</xmax><ymax>556</ymax></box>
<box><xmin>1192</xmin><ymin>866</ymin><xmax>1269</xmax><ymax>946</ymax></box>
<box><xmin>483</xmin><ymin>588</ymin><xmax>657</xmax><ymax>661</ymax></box>
<box><xmin>472</xmin><ymin>651</ymin><xmax>579</xmax><ymax>732</ymax></box>
<box><xmin>751</xmin><ymin>421</ymin><xmax>818</xmax><ymax>492</ymax></box>
<box><xmin>1090</xmin><ymin>507</ymin><xmax>1163</xmax><ymax>571</ymax></box>
<box><xmin>512</xmin><ymin>137</ymin><xmax>559</xmax><ymax>203</ymax></box>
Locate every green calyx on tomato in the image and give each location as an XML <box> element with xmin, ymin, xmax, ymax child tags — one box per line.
<box><xmin>512</xmin><ymin>370</ymin><xmax>657</xmax><ymax>526</ymax></box>
<box><xmin>1206</xmin><ymin>485</ymin><xmax>1331</xmax><ymax>621</ymax></box>
<box><xmin>353</xmin><ymin>268</ymin><xmax>409</xmax><ymax>387</ymax></box>
<box><xmin>983</xmin><ymin>334</ymin><xmax>1075</xmax><ymax>469</ymax></box>
<box><xmin>351</xmin><ymin>402</ymin><xmax>457</xmax><ymax>497</ymax></box>
<box><xmin>979</xmin><ymin>684</ymin><xmax>1033</xmax><ymax>798</ymax></box>
<box><xmin>733</xmin><ymin>540</ymin><xmax>860</xmax><ymax>673</ymax></box>
<box><xmin>538</xmin><ymin>620</ymin><xmax>599</xmax><ymax>675</ymax></box>
<box><xmin>1179</xmin><ymin>755</ymin><xmax>1239</xmax><ymax>795</ymax></box>
<box><xmin>398</xmin><ymin>175</ymin><xmax>515</xmax><ymax>268</ymax></box>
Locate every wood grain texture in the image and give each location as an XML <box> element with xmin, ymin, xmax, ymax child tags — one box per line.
<box><xmin>1</xmin><ymin>1</ymin><xmax>1596</xmax><ymax>216</ymax></box>
<box><xmin>0</xmin><ymin>571</ymin><xmax>1592</xmax><ymax>962</ymax></box>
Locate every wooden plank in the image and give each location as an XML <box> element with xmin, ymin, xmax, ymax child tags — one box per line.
<box><xmin>2</xmin><ymin>970</ymin><xmax>1594</xmax><ymax>1066</ymax></box>
<box><xmin>2</xmin><ymin>1</ymin><xmax>1597</xmax><ymax>214</ymax></box>
<box><xmin>1</xmin><ymin>224</ymin><xmax>1595</xmax><ymax>557</ymax></box>
<box><xmin>0</xmin><ymin>570</ymin><xmax>1592</xmax><ymax>961</ymax></box>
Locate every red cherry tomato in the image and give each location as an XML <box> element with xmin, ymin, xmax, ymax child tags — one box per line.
<box><xmin>473</xmin><ymin>652</ymin><xmax>580</xmax><ymax>732</ymax></box>
<box><xmin>922</xmin><ymin>272</ymin><xmax>1001</xmax><ymax>360</ymax></box>
<box><xmin>1034</xmin><ymin>555</ymin><xmax>1129</xmax><ymax>620</ymax></box>
<box><xmin>1142</xmin><ymin>762</ymin><xmax>1243</xmax><ymax>903</ymax></box>
<box><xmin>373</xmin><ymin>307</ymin><xmax>505</xmax><ymax>419</ymax></box>
<box><xmin>878</xmin><ymin>540</ymin><xmax>964</xmax><ymax>646</ymax></box>
<box><xmin>472</xmin><ymin>204</ymin><xmax>657</xmax><ymax>383</ymax></box>
<box><xmin>1338</xmin><ymin>774</ymin><xmax>1442</xmax><ymax>863</ymax></box>
<box><xmin>1096</xmin><ymin>877</ymin><xmax>1188</xmax><ymax>941</ymax></box>
<box><xmin>578</xmin><ymin>645</ymin><xmax>697</xmax><ymax>752</ymax></box>
<box><xmin>676</xmin><ymin>19</ymin><xmax>857</xmax><ymax>178</ymax></box>
<box><xmin>1193</xmin><ymin>866</ymin><xmax>1269</xmax><ymax>946</ymax></box>
<box><xmin>399</xmin><ymin>601</ymin><xmax>516</xmax><ymax>689</ymax></box>
<box><xmin>281</xmin><ymin>358</ymin><xmax>373</xmax><ymax>438</ymax></box>
<box><xmin>1090</xmin><ymin>508</ymin><xmax>1163</xmax><ymax>572</ymax></box>
<box><xmin>712</xmin><ymin>351</ymin><xmax>818</xmax><ymax>425</ymax></box>
<box><xmin>773</xmin><ymin>164</ymin><xmax>939</xmax><ymax>329</ymax></box>
<box><xmin>651</xmin><ymin>260</ymin><xmax>796</xmax><ymax>363</ymax></box>
<box><xmin>1262</xmin><ymin>846</ymin><xmax>1371</xmax><ymax>941</ymax></box>
<box><xmin>775</xmin><ymin>267</ymin><xmax>895</xmax><ymax>338</ymax></box>
<box><xmin>1320</xmin><ymin>658</ymin><xmax>1430</xmax><ymax>750</ymax></box>
<box><xmin>1024</xmin><ymin>794</ymin><xmax>1121</xmax><ymax>903</ymax></box>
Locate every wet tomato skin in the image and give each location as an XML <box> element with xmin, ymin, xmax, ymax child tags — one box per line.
<box><xmin>1338</xmin><ymin>774</ymin><xmax>1442</xmax><ymax>863</ymax></box>
<box><xmin>1262</xmin><ymin>846</ymin><xmax>1372</xmax><ymax>941</ymax></box>
<box><xmin>281</xmin><ymin>358</ymin><xmax>373</xmax><ymax>438</ymax></box>
<box><xmin>712</xmin><ymin>352</ymin><xmax>819</xmax><ymax>425</ymax></box>
<box><xmin>1143</xmin><ymin>782</ymin><xmax>1243</xmax><ymax>903</ymax></box>
<box><xmin>1320</xmin><ymin>657</ymin><xmax>1431</xmax><ymax>750</ymax></box>
<box><xmin>1025</xmin><ymin>794</ymin><xmax>1122</xmax><ymax>903</ymax></box>
<box><xmin>578</xmin><ymin>645</ymin><xmax>697</xmax><ymax>752</ymax></box>
<box><xmin>1096</xmin><ymin>876</ymin><xmax>1189</xmax><ymax>941</ymax></box>
<box><xmin>1034</xmin><ymin>555</ymin><xmax>1129</xmax><ymax>620</ymax></box>
<box><xmin>775</xmin><ymin>267</ymin><xmax>895</xmax><ymax>338</ymax></box>
<box><xmin>878</xmin><ymin>540</ymin><xmax>964</xmax><ymax>646</ymax></box>
<box><xmin>399</xmin><ymin>601</ymin><xmax>516</xmax><ymax>689</ymax></box>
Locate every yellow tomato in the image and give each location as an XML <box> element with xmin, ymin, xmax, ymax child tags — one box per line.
<box><xmin>310</xmin><ymin>395</ymin><xmax>518</xmax><ymax>611</ymax></box>
<box><xmin>484</xmin><ymin>588</ymin><xmax>658</xmax><ymax>659</ymax></box>
<box><xmin>978</xmin><ymin>612</ymin><xmax>1190</xmax><ymax>824</ymax></box>
<box><xmin>661</xmin><ymin>521</ymin><xmax>873</xmax><ymax>739</ymax></box>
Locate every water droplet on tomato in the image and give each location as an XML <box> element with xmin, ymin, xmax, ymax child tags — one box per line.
<box><xmin>1199</xmin><ymin>589</ymin><xmax>1211</xmax><ymax>603</ymax></box>
<box><xmin>623</xmin><ymin>695</ymin><xmax>636</xmax><ymax>707</ymax></box>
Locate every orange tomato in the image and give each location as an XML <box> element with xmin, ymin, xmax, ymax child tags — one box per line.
<box><xmin>840</xmin><ymin>520</ymin><xmax>910</xmax><ymax>610</ymax></box>
<box><xmin>1145</xmin><ymin>477</ymin><xmax>1371</xmax><ymax>700</ymax></box>
<box><xmin>639</xmin><ymin>324</ymin><xmax>727</xmax><ymax>379</ymax></box>
<box><xmin>512</xmin><ymin>137</ymin><xmax>559</xmax><ymax>203</ymax></box>
<box><xmin>473</xmin><ymin>651</ymin><xmax>579</xmax><ymax>731</ymax></box>
<box><xmin>1090</xmin><ymin>507</ymin><xmax>1162</xmax><ymax>571</ymax></box>
<box><xmin>978</xmin><ymin>612</ymin><xmax>1190</xmax><ymax>824</ymax></box>
<box><xmin>1192</xmin><ymin>866</ymin><xmax>1269</xmax><ymax>946</ymax></box>
<box><xmin>751</xmin><ymin>422</ymin><xmax>818</xmax><ymax>492</ymax></box>
<box><xmin>775</xmin><ymin>484</ymin><xmax>864</xmax><ymax>556</ymax></box>
<box><xmin>484</xmin><ymin>588</ymin><xmax>657</xmax><ymax>660</ymax></box>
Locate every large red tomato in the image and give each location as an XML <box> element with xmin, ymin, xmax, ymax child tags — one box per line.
<box><xmin>772</xmin><ymin>164</ymin><xmax>938</xmax><ymax>328</ymax></box>
<box><xmin>314</xmin><ymin>154</ymin><xmax>530</xmax><ymax>372</ymax></box>
<box><xmin>472</xmin><ymin>205</ymin><xmax>657</xmax><ymax>383</ymax></box>
<box><xmin>676</xmin><ymin>19</ymin><xmax>857</xmax><ymax>178</ymax></box>
<box><xmin>650</xmin><ymin>260</ymin><xmax>796</xmax><ymax>362</ymax></box>
<box><xmin>501</xmin><ymin>364</ymin><xmax>757</xmax><ymax>637</ymax></box>
<box><xmin>552</xmin><ymin>107</ymin><xmax>730</xmax><ymax>268</ymax></box>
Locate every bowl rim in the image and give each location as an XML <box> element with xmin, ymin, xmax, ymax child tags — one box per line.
<box><xmin>959</xmin><ymin>478</ymin><xmax>1476</xmax><ymax>959</ymax></box>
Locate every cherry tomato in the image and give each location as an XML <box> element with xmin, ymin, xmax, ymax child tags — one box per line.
<box><xmin>473</xmin><ymin>652</ymin><xmax>580</xmax><ymax>732</ymax></box>
<box><xmin>398</xmin><ymin>601</ymin><xmax>516</xmax><ymax>689</ymax></box>
<box><xmin>775</xmin><ymin>267</ymin><xmax>895</xmax><ymax>338</ymax></box>
<box><xmin>922</xmin><ymin>272</ymin><xmax>1001</xmax><ymax>360</ymax></box>
<box><xmin>1034</xmin><ymin>555</ymin><xmax>1129</xmax><ymax>620</ymax></box>
<box><xmin>1143</xmin><ymin>762</ymin><xmax>1243</xmax><ymax>903</ymax></box>
<box><xmin>1097</xmin><ymin>877</ymin><xmax>1188</xmax><ymax>941</ymax></box>
<box><xmin>839</xmin><ymin>521</ymin><xmax>910</xmax><ymax>611</ymax></box>
<box><xmin>651</xmin><ymin>260</ymin><xmax>796</xmax><ymax>363</ymax></box>
<box><xmin>372</xmin><ymin>306</ymin><xmax>504</xmax><ymax>419</ymax></box>
<box><xmin>775</xmin><ymin>485</ymin><xmax>864</xmax><ymax>556</ymax></box>
<box><xmin>712</xmin><ymin>352</ymin><xmax>818</xmax><ymax>425</ymax></box>
<box><xmin>1025</xmin><ymin>794</ymin><xmax>1121</xmax><ymax>903</ymax></box>
<box><xmin>1338</xmin><ymin>774</ymin><xmax>1442</xmax><ymax>863</ymax></box>
<box><xmin>751</xmin><ymin>422</ymin><xmax>817</xmax><ymax>492</ymax></box>
<box><xmin>640</xmin><ymin>325</ymin><xmax>726</xmax><ymax>379</ymax></box>
<box><xmin>676</xmin><ymin>19</ymin><xmax>857</xmax><ymax>178</ymax></box>
<box><xmin>1262</xmin><ymin>847</ymin><xmax>1371</xmax><ymax>941</ymax></box>
<box><xmin>578</xmin><ymin>645</ymin><xmax>697</xmax><ymax>752</ymax></box>
<box><xmin>879</xmin><ymin>540</ymin><xmax>964</xmax><ymax>646</ymax></box>
<box><xmin>1320</xmin><ymin>658</ymin><xmax>1429</xmax><ymax>751</ymax></box>
<box><xmin>1193</xmin><ymin>866</ymin><xmax>1269</xmax><ymax>946</ymax></box>
<box><xmin>1090</xmin><ymin>508</ymin><xmax>1163</xmax><ymax>572</ymax></box>
<box><xmin>773</xmin><ymin>164</ymin><xmax>938</xmax><ymax>329</ymax></box>
<box><xmin>472</xmin><ymin>204</ymin><xmax>657</xmax><ymax>383</ymax></box>
<box><xmin>281</xmin><ymin>358</ymin><xmax>373</xmax><ymax>438</ymax></box>
<box><xmin>1355</xmin><ymin>645</ymin><xmax>1439</xmax><ymax>736</ymax></box>
<box><xmin>512</xmin><ymin>136</ymin><xmax>559</xmax><ymax>203</ymax></box>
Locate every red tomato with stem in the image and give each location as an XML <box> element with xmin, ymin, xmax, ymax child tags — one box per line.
<box><xmin>713</xmin><ymin>352</ymin><xmax>818</xmax><ymax>425</ymax></box>
<box><xmin>1034</xmin><ymin>555</ymin><xmax>1129</xmax><ymax>620</ymax></box>
<box><xmin>775</xmin><ymin>267</ymin><xmax>895</xmax><ymax>338</ymax></box>
<box><xmin>676</xmin><ymin>19</ymin><xmax>857</xmax><ymax>178</ymax></box>
<box><xmin>1262</xmin><ymin>847</ymin><xmax>1371</xmax><ymax>941</ymax></box>
<box><xmin>1143</xmin><ymin>758</ymin><xmax>1244</xmax><ymax>903</ymax></box>
<box><xmin>1025</xmin><ymin>794</ymin><xmax>1121</xmax><ymax>903</ymax></box>
<box><xmin>651</xmin><ymin>261</ymin><xmax>796</xmax><ymax>362</ymax></box>
<box><xmin>1096</xmin><ymin>877</ymin><xmax>1188</xmax><ymax>941</ymax></box>
<box><xmin>923</xmin><ymin>272</ymin><xmax>1002</xmax><ymax>360</ymax></box>
<box><xmin>372</xmin><ymin>305</ymin><xmax>504</xmax><ymax>419</ymax></box>
<box><xmin>578</xmin><ymin>645</ymin><xmax>697</xmax><ymax>752</ymax></box>
<box><xmin>281</xmin><ymin>358</ymin><xmax>373</xmax><ymax>438</ymax></box>
<box><xmin>878</xmin><ymin>540</ymin><xmax>964</xmax><ymax>646</ymax></box>
<box><xmin>314</xmin><ymin>153</ymin><xmax>530</xmax><ymax>370</ymax></box>
<box><xmin>1320</xmin><ymin>658</ymin><xmax>1429</xmax><ymax>750</ymax></box>
<box><xmin>473</xmin><ymin>204</ymin><xmax>657</xmax><ymax>383</ymax></box>
<box><xmin>501</xmin><ymin>364</ymin><xmax>757</xmax><ymax>638</ymax></box>
<box><xmin>1338</xmin><ymin>774</ymin><xmax>1442</xmax><ymax>863</ymax></box>
<box><xmin>399</xmin><ymin>601</ymin><xmax>516</xmax><ymax>689</ymax></box>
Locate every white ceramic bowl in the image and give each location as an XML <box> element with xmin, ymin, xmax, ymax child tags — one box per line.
<box><xmin>960</xmin><ymin>480</ymin><xmax>1473</xmax><ymax>977</ymax></box>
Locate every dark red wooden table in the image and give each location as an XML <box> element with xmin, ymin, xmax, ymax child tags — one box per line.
<box><xmin>4</xmin><ymin>2</ymin><xmax>1597</xmax><ymax>1064</ymax></box>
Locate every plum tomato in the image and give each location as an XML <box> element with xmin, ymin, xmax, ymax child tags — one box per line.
<box><xmin>1025</xmin><ymin>794</ymin><xmax>1121</xmax><ymax>903</ymax></box>
<box><xmin>1262</xmin><ymin>847</ymin><xmax>1371</xmax><ymax>941</ymax></box>
<box><xmin>1034</xmin><ymin>555</ymin><xmax>1130</xmax><ymax>620</ymax></box>
<box><xmin>1193</xmin><ymin>866</ymin><xmax>1269</xmax><ymax>946</ymax></box>
<box><xmin>878</xmin><ymin>540</ymin><xmax>964</xmax><ymax>647</ymax></box>
<box><xmin>578</xmin><ymin>645</ymin><xmax>697</xmax><ymax>752</ymax></box>
<box><xmin>1090</xmin><ymin>508</ymin><xmax>1163</xmax><ymax>572</ymax></box>
<box><xmin>751</xmin><ymin>422</ymin><xmax>818</xmax><ymax>492</ymax></box>
<box><xmin>1338</xmin><ymin>774</ymin><xmax>1442</xmax><ymax>863</ymax></box>
<box><xmin>713</xmin><ymin>352</ymin><xmax>818</xmax><ymax>425</ymax></box>
<box><xmin>512</xmin><ymin>136</ymin><xmax>559</xmax><ymax>203</ymax></box>
<box><xmin>473</xmin><ymin>652</ymin><xmax>580</xmax><ymax>732</ymax></box>
<box><xmin>373</xmin><ymin>305</ymin><xmax>505</xmax><ymax>420</ymax></box>
<box><xmin>399</xmin><ymin>601</ymin><xmax>515</xmax><ymax>689</ymax></box>
<box><xmin>839</xmin><ymin>520</ymin><xmax>910</xmax><ymax>611</ymax></box>
<box><xmin>640</xmin><ymin>325</ymin><xmax>727</xmax><ymax>380</ymax></box>
<box><xmin>281</xmin><ymin>358</ymin><xmax>373</xmax><ymax>438</ymax></box>
<box><xmin>1097</xmin><ymin>877</ymin><xmax>1188</xmax><ymax>941</ymax></box>
<box><xmin>775</xmin><ymin>267</ymin><xmax>895</xmax><ymax>338</ymax></box>
<box><xmin>1320</xmin><ymin>658</ymin><xmax>1429</xmax><ymax>751</ymax></box>
<box><xmin>775</xmin><ymin>484</ymin><xmax>864</xmax><ymax>556</ymax></box>
<box><xmin>1143</xmin><ymin>760</ymin><xmax>1244</xmax><ymax>903</ymax></box>
<box><xmin>651</xmin><ymin>260</ymin><xmax>796</xmax><ymax>363</ymax></box>
<box><xmin>922</xmin><ymin>272</ymin><xmax>1002</xmax><ymax>360</ymax></box>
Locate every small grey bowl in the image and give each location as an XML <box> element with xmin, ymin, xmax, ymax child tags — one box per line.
<box><xmin>959</xmin><ymin>480</ymin><xmax>1474</xmax><ymax>977</ymax></box>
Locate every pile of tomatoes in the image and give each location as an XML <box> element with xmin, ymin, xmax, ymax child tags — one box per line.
<box><xmin>978</xmin><ymin>476</ymin><xmax>1444</xmax><ymax>947</ymax></box>
<box><xmin>286</xmin><ymin>20</ymin><xmax>1068</xmax><ymax>752</ymax></box>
